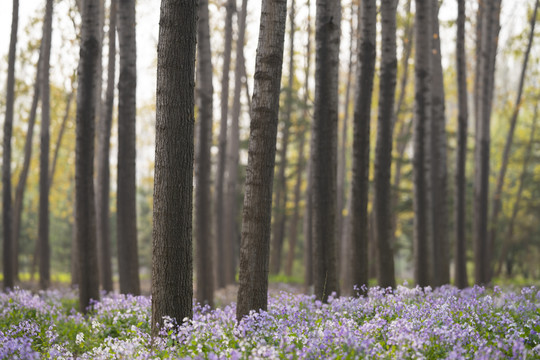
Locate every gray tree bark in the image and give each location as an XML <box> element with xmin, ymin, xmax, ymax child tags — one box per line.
<box><xmin>236</xmin><ymin>0</ymin><xmax>288</xmax><ymax>321</ymax></box>
<box><xmin>117</xmin><ymin>0</ymin><xmax>140</xmax><ymax>295</ymax></box>
<box><xmin>152</xmin><ymin>0</ymin><xmax>197</xmax><ymax>333</ymax></box>
<box><xmin>374</xmin><ymin>0</ymin><xmax>397</xmax><ymax>289</ymax></box>
<box><xmin>75</xmin><ymin>0</ymin><xmax>101</xmax><ymax>313</ymax></box>
<box><xmin>195</xmin><ymin>0</ymin><xmax>214</xmax><ymax>307</ymax></box>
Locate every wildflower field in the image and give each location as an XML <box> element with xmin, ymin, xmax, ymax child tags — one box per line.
<box><xmin>1</xmin><ymin>285</ymin><xmax>540</xmax><ymax>359</ymax></box>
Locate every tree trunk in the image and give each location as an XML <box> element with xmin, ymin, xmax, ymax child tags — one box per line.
<box><xmin>430</xmin><ymin>0</ymin><xmax>449</xmax><ymax>286</ymax></box>
<box><xmin>236</xmin><ymin>0</ymin><xmax>287</xmax><ymax>321</ymax></box>
<box><xmin>224</xmin><ymin>0</ymin><xmax>248</xmax><ymax>286</ymax></box>
<box><xmin>270</xmin><ymin>0</ymin><xmax>296</xmax><ymax>276</ymax></box>
<box><xmin>488</xmin><ymin>0</ymin><xmax>538</xmax><ymax>282</ymax></box>
<box><xmin>96</xmin><ymin>0</ymin><xmax>117</xmax><ymax>293</ymax></box>
<box><xmin>496</xmin><ymin>104</ymin><xmax>537</xmax><ymax>277</ymax></box>
<box><xmin>117</xmin><ymin>0</ymin><xmax>140</xmax><ymax>295</ymax></box>
<box><xmin>413</xmin><ymin>0</ymin><xmax>433</xmax><ymax>287</ymax></box>
<box><xmin>454</xmin><ymin>0</ymin><xmax>469</xmax><ymax>289</ymax></box>
<box><xmin>38</xmin><ymin>0</ymin><xmax>54</xmax><ymax>291</ymax></box>
<box><xmin>152</xmin><ymin>0</ymin><xmax>197</xmax><ymax>333</ymax></box>
<box><xmin>474</xmin><ymin>0</ymin><xmax>501</xmax><ymax>285</ymax></box>
<box><xmin>348</xmin><ymin>0</ymin><xmax>374</xmax><ymax>295</ymax></box>
<box><xmin>374</xmin><ymin>0</ymin><xmax>397</xmax><ymax>289</ymax></box>
<box><xmin>2</xmin><ymin>0</ymin><xmax>18</xmax><ymax>290</ymax></box>
<box><xmin>214</xmin><ymin>0</ymin><xmax>235</xmax><ymax>290</ymax></box>
<box><xmin>75</xmin><ymin>0</ymin><xmax>101</xmax><ymax>313</ymax></box>
<box><xmin>195</xmin><ymin>0</ymin><xmax>214</xmax><ymax>307</ymax></box>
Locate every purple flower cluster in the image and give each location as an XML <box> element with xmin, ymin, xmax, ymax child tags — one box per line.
<box><xmin>0</xmin><ymin>284</ymin><xmax>539</xmax><ymax>359</ymax></box>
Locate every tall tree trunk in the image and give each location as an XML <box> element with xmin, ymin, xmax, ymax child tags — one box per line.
<box><xmin>2</xmin><ymin>0</ymin><xmax>19</xmax><ymax>290</ymax></box>
<box><xmin>152</xmin><ymin>0</ymin><xmax>197</xmax><ymax>333</ymax></box>
<box><xmin>39</xmin><ymin>0</ymin><xmax>54</xmax><ymax>291</ymax></box>
<box><xmin>195</xmin><ymin>0</ymin><xmax>214</xmax><ymax>307</ymax></box>
<box><xmin>13</xmin><ymin>42</ymin><xmax>42</xmax><ymax>282</ymax></box>
<box><xmin>374</xmin><ymin>0</ymin><xmax>397</xmax><ymax>289</ymax></box>
<box><xmin>454</xmin><ymin>0</ymin><xmax>469</xmax><ymax>289</ymax></box>
<box><xmin>214</xmin><ymin>0</ymin><xmax>235</xmax><ymax>290</ymax></box>
<box><xmin>488</xmin><ymin>0</ymin><xmax>538</xmax><ymax>281</ymax></box>
<box><xmin>117</xmin><ymin>0</ymin><xmax>140</xmax><ymax>295</ymax></box>
<box><xmin>496</xmin><ymin>104</ymin><xmax>538</xmax><ymax>277</ymax></box>
<box><xmin>49</xmin><ymin>91</ymin><xmax>74</xmax><ymax>188</ymax></box>
<box><xmin>474</xmin><ymin>0</ymin><xmax>501</xmax><ymax>285</ymax></box>
<box><xmin>337</xmin><ymin>3</ymin><xmax>355</xmax><ymax>288</ymax></box>
<box><xmin>348</xmin><ymin>0</ymin><xmax>374</xmax><ymax>295</ymax></box>
<box><xmin>96</xmin><ymin>0</ymin><xmax>117</xmax><ymax>293</ymax></box>
<box><xmin>430</xmin><ymin>0</ymin><xmax>449</xmax><ymax>286</ymax></box>
<box><xmin>413</xmin><ymin>0</ymin><xmax>433</xmax><ymax>287</ymax></box>
<box><xmin>236</xmin><ymin>0</ymin><xmax>287</xmax><ymax>321</ymax></box>
<box><xmin>75</xmin><ymin>0</ymin><xmax>101</xmax><ymax>313</ymax></box>
<box><xmin>224</xmin><ymin>0</ymin><xmax>248</xmax><ymax>286</ymax></box>
<box><xmin>270</xmin><ymin>0</ymin><xmax>296</xmax><ymax>276</ymax></box>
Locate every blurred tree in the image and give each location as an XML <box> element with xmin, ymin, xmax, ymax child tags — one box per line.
<box><xmin>236</xmin><ymin>0</ymin><xmax>287</xmax><ymax>321</ymax></box>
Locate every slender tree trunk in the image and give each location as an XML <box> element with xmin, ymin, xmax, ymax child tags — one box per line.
<box><xmin>474</xmin><ymin>0</ymin><xmax>501</xmax><ymax>285</ymax></box>
<box><xmin>96</xmin><ymin>0</ymin><xmax>117</xmax><ymax>293</ymax></box>
<box><xmin>12</xmin><ymin>43</ymin><xmax>42</xmax><ymax>282</ymax></box>
<box><xmin>374</xmin><ymin>0</ymin><xmax>397</xmax><ymax>289</ymax></box>
<box><xmin>38</xmin><ymin>0</ymin><xmax>54</xmax><ymax>291</ymax></box>
<box><xmin>236</xmin><ymin>0</ymin><xmax>288</xmax><ymax>321</ymax></box>
<box><xmin>224</xmin><ymin>0</ymin><xmax>248</xmax><ymax>285</ymax></box>
<box><xmin>214</xmin><ymin>0</ymin><xmax>235</xmax><ymax>290</ymax></box>
<box><xmin>454</xmin><ymin>0</ymin><xmax>469</xmax><ymax>289</ymax></box>
<box><xmin>50</xmin><ymin>90</ymin><xmax>74</xmax><ymax>187</ymax></box>
<box><xmin>117</xmin><ymin>0</ymin><xmax>140</xmax><ymax>295</ymax></box>
<box><xmin>488</xmin><ymin>0</ymin><xmax>538</xmax><ymax>281</ymax></box>
<box><xmin>348</xmin><ymin>0</ymin><xmax>374</xmax><ymax>295</ymax></box>
<box><xmin>75</xmin><ymin>0</ymin><xmax>101</xmax><ymax>313</ymax></box>
<box><xmin>413</xmin><ymin>0</ymin><xmax>433</xmax><ymax>287</ymax></box>
<box><xmin>2</xmin><ymin>0</ymin><xmax>19</xmax><ymax>290</ymax></box>
<box><xmin>270</xmin><ymin>0</ymin><xmax>296</xmax><ymax>275</ymax></box>
<box><xmin>152</xmin><ymin>0</ymin><xmax>197</xmax><ymax>333</ymax></box>
<box><xmin>430</xmin><ymin>0</ymin><xmax>449</xmax><ymax>286</ymax></box>
<box><xmin>195</xmin><ymin>0</ymin><xmax>215</xmax><ymax>307</ymax></box>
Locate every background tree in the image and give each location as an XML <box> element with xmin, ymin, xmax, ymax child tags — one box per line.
<box><xmin>152</xmin><ymin>0</ymin><xmax>197</xmax><ymax>333</ymax></box>
<box><xmin>195</xmin><ymin>0</ymin><xmax>214</xmax><ymax>307</ymax></box>
<box><xmin>348</xmin><ymin>0</ymin><xmax>375</xmax><ymax>294</ymax></box>
<box><xmin>312</xmin><ymin>0</ymin><xmax>340</xmax><ymax>301</ymax></box>
<box><xmin>75</xmin><ymin>0</ymin><xmax>101</xmax><ymax>312</ymax></box>
<box><xmin>117</xmin><ymin>0</ymin><xmax>140</xmax><ymax>295</ymax></box>
<box><xmin>454</xmin><ymin>0</ymin><xmax>468</xmax><ymax>289</ymax></box>
<box><xmin>2</xmin><ymin>0</ymin><xmax>19</xmax><ymax>290</ymax></box>
<box><xmin>236</xmin><ymin>0</ymin><xmax>287</xmax><ymax>321</ymax></box>
<box><xmin>374</xmin><ymin>0</ymin><xmax>397</xmax><ymax>289</ymax></box>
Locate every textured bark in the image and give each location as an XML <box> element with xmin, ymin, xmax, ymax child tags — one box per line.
<box><xmin>195</xmin><ymin>0</ymin><xmax>214</xmax><ymax>307</ymax></box>
<box><xmin>224</xmin><ymin>0</ymin><xmax>248</xmax><ymax>285</ymax></box>
<box><xmin>374</xmin><ymin>0</ymin><xmax>397</xmax><ymax>289</ymax></box>
<box><xmin>348</xmin><ymin>0</ymin><xmax>374</xmax><ymax>295</ymax></box>
<box><xmin>214</xmin><ymin>0</ymin><xmax>235</xmax><ymax>290</ymax></box>
<box><xmin>2</xmin><ymin>0</ymin><xmax>18</xmax><ymax>290</ymax></box>
<box><xmin>75</xmin><ymin>0</ymin><xmax>101</xmax><ymax>312</ymax></box>
<box><xmin>474</xmin><ymin>0</ymin><xmax>501</xmax><ymax>285</ymax></box>
<box><xmin>117</xmin><ymin>0</ymin><xmax>140</xmax><ymax>295</ymax></box>
<box><xmin>38</xmin><ymin>0</ymin><xmax>54</xmax><ymax>291</ymax></box>
<box><xmin>413</xmin><ymin>0</ymin><xmax>432</xmax><ymax>287</ymax></box>
<box><xmin>488</xmin><ymin>0</ymin><xmax>537</xmax><ymax>281</ymax></box>
<box><xmin>270</xmin><ymin>0</ymin><xmax>296</xmax><ymax>276</ymax></box>
<box><xmin>337</xmin><ymin>4</ymin><xmax>355</xmax><ymax>289</ymax></box>
<box><xmin>152</xmin><ymin>0</ymin><xmax>197</xmax><ymax>333</ymax></box>
<box><xmin>496</xmin><ymin>105</ymin><xmax>537</xmax><ymax>277</ymax></box>
<box><xmin>236</xmin><ymin>0</ymin><xmax>287</xmax><ymax>321</ymax></box>
<box><xmin>430</xmin><ymin>0</ymin><xmax>449</xmax><ymax>286</ymax></box>
<box><xmin>454</xmin><ymin>0</ymin><xmax>469</xmax><ymax>289</ymax></box>
<box><xmin>96</xmin><ymin>0</ymin><xmax>117</xmax><ymax>293</ymax></box>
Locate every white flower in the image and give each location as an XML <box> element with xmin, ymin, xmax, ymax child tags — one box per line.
<box><xmin>92</xmin><ymin>320</ymin><xmax>101</xmax><ymax>331</ymax></box>
<box><xmin>76</xmin><ymin>332</ymin><xmax>85</xmax><ymax>345</ymax></box>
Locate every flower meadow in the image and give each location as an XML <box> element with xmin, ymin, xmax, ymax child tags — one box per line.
<box><xmin>1</xmin><ymin>285</ymin><xmax>540</xmax><ymax>359</ymax></box>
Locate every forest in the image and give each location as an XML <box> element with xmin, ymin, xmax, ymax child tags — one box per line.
<box><xmin>1</xmin><ymin>0</ymin><xmax>540</xmax><ymax>358</ymax></box>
